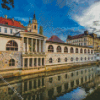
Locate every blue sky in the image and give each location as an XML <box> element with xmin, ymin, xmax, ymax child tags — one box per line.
<box><xmin>0</xmin><ymin>0</ymin><xmax>100</xmax><ymax>41</ymax></box>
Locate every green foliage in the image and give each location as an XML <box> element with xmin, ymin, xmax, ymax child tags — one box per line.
<box><xmin>39</xmin><ymin>26</ymin><xmax>43</xmax><ymax>35</ymax></box>
<box><xmin>1</xmin><ymin>0</ymin><xmax>14</xmax><ymax>10</ymax></box>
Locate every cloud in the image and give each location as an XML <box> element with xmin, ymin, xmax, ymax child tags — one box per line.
<box><xmin>74</xmin><ymin>1</ymin><xmax>100</xmax><ymax>36</ymax></box>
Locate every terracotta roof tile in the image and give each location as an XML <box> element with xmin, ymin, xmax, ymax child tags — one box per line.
<box><xmin>47</xmin><ymin>35</ymin><xmax>64</xmax><ymax>43</ymax></box>
<box><xmin>68</xmin><ymin>34</ymin><xmax>84</xmax><ymax>39</ymax></box>
<box><xmin>0</xmin><ymin>17</ymin><xmax>25</xmax><ymax>28</ymax></box>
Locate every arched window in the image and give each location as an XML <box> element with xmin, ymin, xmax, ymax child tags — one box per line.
<box><xmin>84</xmin><ymin>49</ymin><xmax>86</xmax><ymax>54</ymax></box>
<box><xmin>80</xmin><ymin>48</ymin><xmax>83</xmax><ymax>53</ymax></box>
<box><xmin>70</xmin><ymin>47</ymin><xmax>74</xmax><ymax>53</ymax></box>
<box><xmin>64</xmin><ymin>47</ymin><xmax>68</xmax><ymax>53</ymax></box>
<box><xmin>85</xmin><ymin>57</ymin><xmax>86</xmax><ymax>60</ymax></box>
<box><xmin>57</xmin><ymin>46</ymin><xmax>61</xmax><ymax>52</ymax></box>
<box><xmin>58</xmin><ymin>58</ymin><xmax>61</xmax><ymax>62</ymax></box>
<box><xmin>81</xmin><ymin>57</ymin><xmax>83</xmax><ymax>61</ymax></box>
<box><xmin>76</xmin><ymin>57</ymin><xmax>78</xmax><ymax>61</ymax></box>
<box><xmin>48</xmin><ymin>45</ymin><xmax>54</xmax><ymax>52</ymax></box>
<box><xmin>71</xmin><ymin>57</ymin><xmax>73</xmax><ymax>61</ymax></box>
<box><xmin>6</xmin><ymin>40</ymin><xmax>18</xmax><ymax>51</ymax></box>
<box><xmin>9</xmin><ymin>59</ymin><xmax>15</xmax><ymax>66</ymax></box>
<box><xmin>88</xmin><ymin>49</ymin><xmax>90</xmax><ymax>54</ymax></box>
<box><xmin>34</xmin><ymin>25</ymin><xmax>36</xmax><ymax>29</ymax></box>
<box><xmin>65</xmin><ymin>58</ymin><xmax>67</xmax><ymax>62</ymax></box>
<box><xmin>76</xmin><ymin>48</ymin><xmax>78</xmax><ymax>53</ymax></box>
<box><xmin>91</xmin><ymin>50</ymin><xmax>93</xmax><ymax>54</ymax></box>
<box><xmin>88</xmin><ymin>57</ymin><xmax>90</xmax><ymax>60</ymax></box>
<box><xmin>49</xmin><ymin>58</ymin><xmax>52</xmax><ymax>63</ymax></box>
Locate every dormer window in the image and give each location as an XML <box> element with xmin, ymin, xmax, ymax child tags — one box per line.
<box><xmin>4</xmin><ymin>28</ymin><xmax>7</xmax><ymax>33</ymax></box>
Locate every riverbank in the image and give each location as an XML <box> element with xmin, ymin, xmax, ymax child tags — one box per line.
<box><xmin>83</xmin><ymin>87</ymin><xmax>100</xmax><ymax>100</ymax></box>
<box><xmin>0</xmin><ymin>61</ymin><xmax>99</xmax><ymax>79</ymax></box>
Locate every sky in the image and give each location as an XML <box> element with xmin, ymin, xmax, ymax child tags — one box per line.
<box><xmin>0</xmin><ymin>0</ymin><xmax>100</xmax><ymax>41</ymax></box>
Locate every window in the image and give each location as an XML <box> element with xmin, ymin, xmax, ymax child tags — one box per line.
<box><xmin>76</xmin><ymin>57</ymin><xmax>78</xmax><ymax>61</ymax></box>
<box><xmin>88</xmin><ymin>57</ymin><xmax>90</xmax><ymax>60</ymax></box>
<box><xmin>64</xmin><ymin>47</ymin><xmax>68</xmax><ymax>53</ymax></box>
<box><xmin>76</xmin><ymin>48</ymin><xmax>78</xmax><ymax>53</ymax></box>
<box><xmin>65</xmin><ymin>58</ymin><xmax>67</xmax><ymax>62</ymax></box>
<box><xmin>0</xmin><ymin>27</ymin><xmax>1</xmax><ymax>32</ymax></box>
<box><xmin>85</xmin><ymin>57</ymin><xmax>86</xmax><ymax>60</ymax></box>
<box><xmin>76</xmin><ymin>71</ymin><xmax>78</xmax><ymax>75</ymax></box>
<box><xmin>58</xmin><ymin>58</ymin><xmax>61</xmax><ymax>62</ymax></box>
<box><xmin>81</xmin><ymin>70</ymin><xmax>83</xmax><ymax>74</ymax></box>
<box><xmin>80</xmin><ymin>48</ymin><xmax>83</xmax><ymax>53</ymax></box>
<box><xmin>71</xmin><ymin>57</ymin><xmax>73</xmax><ymax>61</ymax></box>
<box><xmin>9</xmin><ymin>59</ymin><xmax>15</xmax><ymax>66</ymax></box>
<box><xmin>88</xmin><ymin>49</ymin><xmax>90</xmax><ymax>54</ymax></box>
<box><xmin>48</xmin><ymin>45</ymin><xmax>54</xmax><ymax>52</ymax></box>
<box><xmin>84</xmin><ymin>49</ymin><xmax>86</xmax><ymax>53</ymax></box>
<box><xmin>81</xmin><ymin>57</ymin><xmax>83</xmax><ymax>61</ymax></box>
<box><xmin>91</xmin><ymin>50</ymin><xmax>93</xmax><ymax>54</ymax></box>
<box><xmin>57</xmin><ymin>46</ymin><xmax>61</xmax><ymax>52</ymax></box>
<box><xmin>70</xmin><ymin>47</ymin><xmax>74</xmax><ymax>53</ymax></box>
<box><xmin>71</xmin><ymin>73</ymin><xmax>74</xmax><ymax>77</ymax></box>
<box><xmin>4</xmin><ymin>28</ymin><xmax>7</xmax><ymax>33</ymax></box>
<box><xmin>49</xmin><ymin>58</ymin><xmax>52</xmax><ymax>63</ymax></box>
<box><xmin>10</xmin><ymin>29</ymin><xmax>12</xmax><ymax>34</ymax></box>
<box><xmin>58</xmin><ymin>76</ymin><xmax>61</xmax><ymax>81</ymax></box>
<box><xmin>34</xmin><ymin>25</ymin><xmax>36</xmax><ymax>29</ymax></box>
<box><xmin>6</xmin><ymin>40</ymin><xmax>18</xmax><ymax>51</ymax></box>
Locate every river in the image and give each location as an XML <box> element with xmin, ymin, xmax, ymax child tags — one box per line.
<box><xmin>0</xmin><ymin>65</ymin><xmax>100</xmax><ymax>100</ymax></box>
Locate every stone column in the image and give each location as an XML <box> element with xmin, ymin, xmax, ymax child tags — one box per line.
<box><xmin>36</xmin><ymin>58</ymin><xmax>38</xmax><ymax>67</ymax></box>
<box><xmin>43</xmin><ymin>40</ymin><xmax>46</xmax><ymax>52</ymax></box>
<box><xmin>22</xmin><ymin>37</ymin><xmax>25</xmax><ymax>53</ymax></box>
<box><xmin>39</xmin><ymin>40</ymin><xmax>41</xmax><ymax>52</ymax></box>
<box><xmin>31</xmin><ymin>38</ymin><xmax>33</xmax><ymax>53</ymax></box>
<box><xmin>28</xmin><ymin>58</ymin><xmax>29</xmax><ymax>68</ymax></box>
<box><xmin>23</xmin><ymin>58</ymin><xmax>24</xmax><ymax>69</ymax></box>
<box><xmin>41</xmin><ymin>58</ymin><xmax>42</xmax><ymax>67</ymax></box>
<box><xmin>27</xmin><ymin>38</ymin><xmax>29</xmax><ymax>52</ymax></box>
<box><xmin>32</xmin><ymin>58</ymin><xmax>34</xmax><ymax>68</ymax></box>
<box><xmin>35</xmin><ymin>39</ymin><xmax>37</xmax><ymax>52</ymax></box>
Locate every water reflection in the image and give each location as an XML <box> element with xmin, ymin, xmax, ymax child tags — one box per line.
<box><xmin>0</xmin><ymin>65</ymin><xmax>100</xmax><ymax>100</ymax></box>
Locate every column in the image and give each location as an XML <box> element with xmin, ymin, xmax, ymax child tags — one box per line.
<box><xmin>22</xmin><ymin>37</ymin><xmax>25</xmax><ymax>52</ymax></box>
<box><xmin>22</xmin><ymin>82</ymin><xmax>24</xmax><ymax>93</ymax></box>
<box><xmin>39</xmin><ymin>40</ymin><xmax>41</xmax><ymax>52</ymax></box>
<box><xmin>35</xmin><ymin>39</ymin><xmax>37</xmax><ymax>52</ymax></box>
<box><xmin>28</xmin><ymin>58</ymin><xmax>29</xmax><ymax>68</ymax></box>
<box><xmin>43</xmin><ymin>40</ymin><xmax>46</xmax><ymax>52</ymax></box>
<box><xmin>36</xmin><ymin>58</ymin><xmax>38</xmax><ymax>67</ymax></box>
<box><xmin>27</xmin><ymin>38</ymin><xmax>29</xmax><ymax>52</ymax></box>
<box><xmin>31</xmin><ymin>38</ymin><xmax>33</xmax><ymax>53</ymax></box>
<box><xmin>41</xmin><ymin>58</ymin><xmax>42</xmax><ymax>67</ymax></box>
<box><xmin>23</xmin><ymin>58</ymin><xmax>24</xmax><ymax>69</ymax></box>
<box><xmin>32</xmin><ymin>58</ymin><xmax>34</xmax><ymax>67</ymax></box>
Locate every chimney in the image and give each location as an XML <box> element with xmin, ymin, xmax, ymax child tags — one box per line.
<box><xmin>5</xmin><ymin>15</ymin><xmax>7</xmax><ymax>19</ymax></box>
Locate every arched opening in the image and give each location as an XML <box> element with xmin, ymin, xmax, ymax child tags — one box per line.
<box><xmin>65</xmin><ymin>58</ymin><xmax>67</xmax><ymax>62</ymax></box>
<box><xmin>84</xmin><ymin>49</ymin><xmax>86</xmax><ymax>53</ymax></box>
<box><xmin>64</xmin><ymin>47</ymin><xmax>68</xmax><ymax>53</ymax></box>
<box><xmin>80</xmin><ymin>48</ymin><xmax>83</xmax><ymax>53</ymax></box>
<box><xmin>76</xmin><ymin>48</ymin><xmax>78</xmax><ymax>53</ymax></box>
<box><xmin>6</xmin><ymin>40</ymin><xmax>18</xmax><ymax>51</ymax></box>
<box><xmin>34</xmin><ymin>25</ymin><xmax>36</xmax><ymax>29</ymax></box>
<box><xmin>58</xmin><ymin>58</ymin><xmax>61</xmax><ymax>62</ymax></box>
<box><xmin>71</xmin><ymin>57</ymin><xmax>73</xmax><ymax>61</ymax></box>
<box><xmin>88</xmin><ymin>49</ymin><xmax>90</xmax><ymax>54</ymax></box>
<box><xmin>57</xmin><ymin>46</ymin><xmax>61</xmax><ymax>52</ymax></box>
<box><xmin>48</xmin><ymin>45</ymin><xmax>54</xmax><ymax>52</ymax></box>
<box><xmin>9</xmin><ymin>59</ymin><xmax>15</xmax><ymax>66</ymax></box>
<box><xmin>49</xmin><ymin>58</ymin><xmax>52</xmax><ymax>63</ymax></box>
<box><xmin>76</xmin><ymin>57</ymin><xmax>78</xmax><ymax>61</ymax></box>
<box><xmin>70</xmin><ymin>47</ymin><xmax>74</xmax><ymax>53</ymax></box>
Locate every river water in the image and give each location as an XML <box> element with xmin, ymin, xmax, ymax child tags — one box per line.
<box><xmin>0</xmin><ymin>65</ymin><xmax>100</xmax><ymax>100</ymax></box>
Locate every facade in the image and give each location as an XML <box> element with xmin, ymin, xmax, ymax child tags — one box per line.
<box><xmin>66</xmin><ymin>31</ymin><xmax>100</xmax><ymax>52</ymax></box>
<box><xmin>46</xmin><ymin>35</ymin><xmax>95</xmax><ymax>66</ymax></box>
<box><xmin>0</xmin><ymin>15</ymin><xmax>97</xmax><ymax>71</ymax></box>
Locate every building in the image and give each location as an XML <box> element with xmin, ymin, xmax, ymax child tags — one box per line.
<box><xmin>0</xmin><ymin>14</ymin><xmax>97</xmax><ymax>71</ymax></box>
<box><xmin>46</xmin><ymin>35</ymin><xmax>95</xmax><ymax>66</ymax></box>
<box><xmin>66</xmin><ymin>31</ymin><xmax>100</xmax><ymax>52</ymax></box>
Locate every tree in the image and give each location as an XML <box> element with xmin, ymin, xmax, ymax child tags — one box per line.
<box><xmin>1</xmin><ymin>0</ymin><xmax>14</xmax><ymax>10</ymax></box>
<box><xmin>39</xmin><ymin>26</ymin><xmax>43</xmax><ymax>35</ymax></box>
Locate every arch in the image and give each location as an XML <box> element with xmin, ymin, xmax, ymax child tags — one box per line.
<box><xmin>9</xmin><ymin>59</ymin><xmax>15</xmax><ymax>66</ymax></box>
<box><xmin>6</xmin><ymin>40</ymin><xmax>18</xmax><ymax>51</ymax></box>
<box><xmin>76</xmin><ymin>48</ymin><xmax>78</xmax><ymax>53</ymax></box>
<box><xmin>81</xmin><ymin>57</ymin><xmax>83</xmax><ymax>61</ymax></box>
<box><xmin>85</xmin><ymin>57</ymin><xmax>86</xmax><ymax>61</ymax></box>
<box><xmin>71</xmin><ymin>57</ymin><xmax>73</xmax><ymax>61</ymax></box>
<box><xmin>80</xmin><ymin>48</ymin><xmax>83</xmax><ymax>53</ymax></box>
<box><xmin>88</xmin><ymin>49</ymin><xmax>90</xmax><ymax>54</ymax></box>
<box><xmin>91</xmin><ymin>50</ymin><xmax>93</xmax><ymax>54</ymax></box>
<box><xmin>65</xmin><ymin>57</ymin><xmax>67</xmax><ymax>62</ymax></box>
<box><xmin>48</xmin><ymin>45</ymin><xmax>54</xmax><ymax>52</ymax></box>
<box><xmin>84</xmin><ymin>49</ymin><xmax>86</xmax><ymax>53</ymax></box>
<box><xmin>64</xmin><ymin>47</ymin><xmax>68</xmax><ymax>53</ymax></box>
<box><xmin>34</xmin><ymin>25</ymin><xmax>36</xmax><ymax>29</ymax></box>
<box><xmin>58</xmin><ymin>58</ymin><xmax>61</xmax><ymax>62</ymax></box>
<box><xmin>57</xmin><ymin>46</ymin><xmax>61</xmax><ymax>52</ymax></box>
<box><xmin>70</xmin><ymin>47</ymin><xmax>74</xmax><ymax>53</ymax></box>
<box><xmin>76</xmin><ymin>57</ymin><xmax>78</xmax><ymax>61</ymax></box>
<box><xmin>49</xmin><ymin>58</ymin><xmax>52</xmax><ymax>63</ymax></box>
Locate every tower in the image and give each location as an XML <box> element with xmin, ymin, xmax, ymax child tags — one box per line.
<box><xmin>31</xmin><ymin>12</ymin><xmax>38</xmax><ymax>33</ymax></box>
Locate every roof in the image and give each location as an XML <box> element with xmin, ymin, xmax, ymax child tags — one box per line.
<box><xmin>0</xmin><ymin>17</ymin><xmax>25</xmax><ymax>28</ymax></box>
<box><xmin>67</xmin><ymin>34</ymin><xmax>85</xmax><ymax>39</ymax></box>
<box><xmin>47</xmin><ymin>35</ymin><xmax>64</xmax><ymax>43</ymax></box>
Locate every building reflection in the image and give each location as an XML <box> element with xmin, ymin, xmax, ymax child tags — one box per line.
<box><xmin>0</xmin><ymin>65</ymin><xmax>99</xmax><ymax>100</ymax></box>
